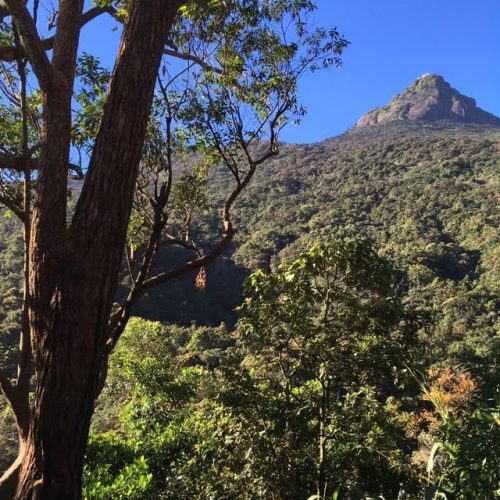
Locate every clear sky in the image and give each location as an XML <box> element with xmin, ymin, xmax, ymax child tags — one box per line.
<box><xmin>285</xmin><ymin>0</ymin><xmax>500</xmax><ymax>142</ymax></box>
<box><xmin>78</xmin><ymin>0</ymin><xmax>500</xmax><ymax>144</ymax></box>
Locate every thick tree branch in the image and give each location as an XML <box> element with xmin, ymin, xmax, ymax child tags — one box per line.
<box><xmin>16</xmin><ymin>37</ymin><xmax>33</xmax><ymax>402</ymax></box>
<box><xmin>0</xmin><ymin>363</ymin><xmax>29</xmax><ymax>438</ymax></box>
<box><xmin>0</xmin><ymin>151</ymin><xmax>83</xmax><ymax>178</ymax></box>
<box><xmin>0</xmin><ymin>366</ymin><xmax>15</xmax><ymax>403</ymax></box>
<box><xmin>51</xmin><ymin>0</ymin><xmax>85</xmax><ymax>78</ymax></box>
<box><xmin>142</xmin><ymin>224</ymin><xmax>234</xmax><ymax>292</ymax></box>
<box><xmin>0</xmin><ymin>35</ymin><xmax>50</xmax><ymax>62</ymax></box>
<box><xmin>0</xmin><ymin>362</ymin><xmax>30</xmax><ymax>448</ymax></box>
<box><xmin>0</xmin><ymin>6</ymin><xmax>115</xmax><ymax>62</ymax></box>
<box><xmin>69</xmin><ymin>0</ymin><xmax>185</xmax><ymax>367</ymax></box>
<box><xmin>3</xmin><ymin>0</ymin><xmax>54</xmax><ymax>90</ymax></box>
<box><xmin>0</xmin><ymin>193</ymin><xmax>24</xmax><ymax>220</ymax></box>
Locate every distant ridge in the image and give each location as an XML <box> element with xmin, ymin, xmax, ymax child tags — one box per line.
<box><xmin>356</xmin><ymin>74</ymin><xmax>500</xmax><ymax>127</ymax></box>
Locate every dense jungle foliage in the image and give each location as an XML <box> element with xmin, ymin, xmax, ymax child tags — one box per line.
<box><xmin>1</xmin><ymin>120</ymin><xmax>499</xmax><ymax>498</ymax></box>
<box><xmin>225</xmin><ymin>121</ymin><xmax>499</xmax><ymax>387</ymax></box>
<box><xmin>84</xmin><ymin>241</ymin><xmax>499</xmax><ymax>499</ymax></box>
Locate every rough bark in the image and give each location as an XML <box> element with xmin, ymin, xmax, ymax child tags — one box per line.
<box><xmin>317</xmin><ymin>376</ymin><xmax>328</xmax><ymax>499</ymax></box>
<box><xmin>9</xmin><ymin>1</ymin><xmax>182</xmax><ymax>498</ymax></box>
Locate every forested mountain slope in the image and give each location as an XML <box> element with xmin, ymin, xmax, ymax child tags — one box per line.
<box><xmin>1</xmin><ymin>75</ymin><xmax>499</xmax><ymax>492</ymax></box>
<box><xmin>85</xmin><ymin>104</ymin><xmax>500</xmax><ymax>497</ymax></box>
<box><xmin>230</xmin><ymin>120</ymin><xmax>499</xmax><ymax>277</ymax></box>
<box><xmin>1</xmin><ymin>78</ymin><xmax>499</xmax><ymax>364</ymax></box>
<box><xmin>222</xmin><ymin>77</ymin><xmax>499</xmax><ymax>334</ymax></box>
<box><xmin>224</xmin><ymin>119</ymin><xmax>499</xmax><ymax>374</ymax></box>
<box><xmin>130</xmin><ymin>115</ymin><xmax>500</xmax><ymax>389</ymax></box>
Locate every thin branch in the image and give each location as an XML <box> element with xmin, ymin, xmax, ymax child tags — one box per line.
<box><xmin>161</xmin><ymin>234</ymin><xmax>200</xmax><ymax>254</ymax></box>
<box><xmin>0</xmin><ymin>63</ymin><xmax>22</xmax><ymax>108</ymax></box>
<box><xmin>163</xmin><ymin>48</ymin><xmax>224</xmax><ymax>76</ymax></box>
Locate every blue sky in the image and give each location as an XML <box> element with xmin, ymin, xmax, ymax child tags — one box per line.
<box><xmin>285</xmin><ymin>0</ymin><xmax>500</xmax><ymax>142</ymax></box>
<box><xmin>78</xmin><ymin>0</ymin><xmax>500</xmax><ymax>144</ymax></box>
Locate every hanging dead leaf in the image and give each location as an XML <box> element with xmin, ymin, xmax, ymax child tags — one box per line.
<box><xmin>195</xmin><ymin>266</ymin><xmax>207</xmax><ymax>291</ymax></box>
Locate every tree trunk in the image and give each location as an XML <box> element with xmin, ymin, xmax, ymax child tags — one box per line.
<box><xmin>317</xmin><ymin>376</ymin><xmax>328</xmax><ymax>499</ymax></box>
<box><xmin>13</xmin><ymin>1</ymin><xmax>182</xmax><ymax>498</ymax></box>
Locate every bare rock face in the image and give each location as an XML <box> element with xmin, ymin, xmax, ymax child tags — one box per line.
<box><xmin>356</xmin><ymin>74</ymin><xmax>500</xmax><ymax>127</ymax></box>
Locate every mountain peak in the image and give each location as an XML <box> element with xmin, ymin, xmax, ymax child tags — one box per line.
<box><xmin>356</xmin><ymin>75</ymin><xmax>500</xmax><ymax>128</ymax></box>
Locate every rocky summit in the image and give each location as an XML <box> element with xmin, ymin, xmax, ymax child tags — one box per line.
<box><xmin>356</xmin><ymin>74</ymin><xmax>500</xmax><ymax>127</ymax></box>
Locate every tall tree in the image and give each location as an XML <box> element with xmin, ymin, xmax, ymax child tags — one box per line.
<box><xmin>0</xmin><ymin>0</ymin><xmax>347</xmax><ymax>497</ymax></box>
<box><xmin>236</xmin><ymin>240</ymin><xmax>422</xmax><ymax>498</ymax></box>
